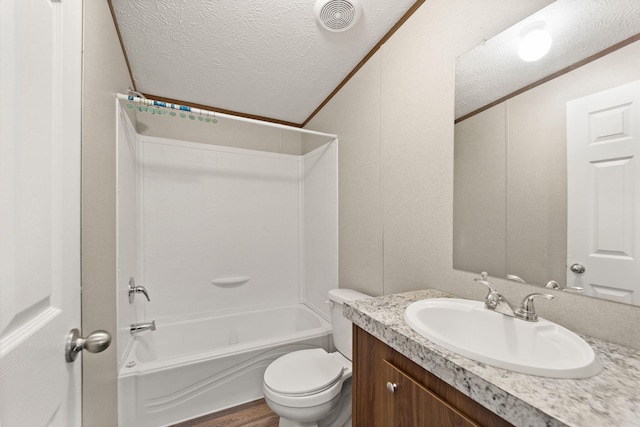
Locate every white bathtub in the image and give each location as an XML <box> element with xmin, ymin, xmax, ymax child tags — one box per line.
<box><xmin>118</xmin><ymin>304</ymin><xmax>332</xmax><ymax>427</ymax></box>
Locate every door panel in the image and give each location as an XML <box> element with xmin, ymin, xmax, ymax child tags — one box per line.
<box><xmin>382</xmin><ymin>360</ymin><xmax>479</xmax><ymax>427</ymax></box>
<box><xmin>0</xmin><ymin>0</ymin><xmax>82</xmax><ymax>425</ymax></box>
<box><xmin>567</xmin><ymin>81</ymin><xmax>640</xmax><ymax>304</ymax></box>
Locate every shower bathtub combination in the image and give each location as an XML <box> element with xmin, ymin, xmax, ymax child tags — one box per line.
<box><xmin>116</xmin><ymin>94</ymin><xmax>339</xmax><ymax>427</ymax></box>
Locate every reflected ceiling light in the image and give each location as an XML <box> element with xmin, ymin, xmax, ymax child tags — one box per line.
<box><xmin>518</xmin><ymin>26</ymin><xmax>552</xmax><ymax>62</ymax></box>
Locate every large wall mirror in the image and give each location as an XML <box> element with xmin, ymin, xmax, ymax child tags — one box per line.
<box><xmin>453</xmin><ymin>0</ymin><xmax>640</xmax><ymax>306</ymax></box>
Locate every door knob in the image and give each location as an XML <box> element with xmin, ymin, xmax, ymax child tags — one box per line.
<box><xmin>65</xmin><ymin>328</ymin><xmax>112</xmax><ymax>362</ymax></box>
<box><xmin>386</xmin><ymin>382</ymin><xmax>397</xmax><ymax>393</ymax></box>
<box><xmin>570</xmin><ymin>263</ymin><xmax>586</xmax><ymax>274</ymax></box>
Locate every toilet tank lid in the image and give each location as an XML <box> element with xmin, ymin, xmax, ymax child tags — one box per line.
<box><xmin>328</xmin><ymin>288</ymin><xmax>371</xmax><ymax>305</ymax></box>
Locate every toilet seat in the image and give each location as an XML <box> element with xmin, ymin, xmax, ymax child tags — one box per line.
<box><xmin>262</xmin><ymin>289</ymin><xmax>368</xmax><ymax>425</ymax></box>
<box><xmin>263</xmin><ymin>349</ymin><xmax>350</xmax><ymax>409</ymax></box>
<box><xmin>264</xmin><ymin>348</ymin><xmax>343</xmax><ymax>396</ymax></box>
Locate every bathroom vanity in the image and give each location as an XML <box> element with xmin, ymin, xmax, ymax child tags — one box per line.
<box><xmin>353</xmin><ymin>326</ymin><xmax>511</xmax><ymax>426</ymax></box>
<box><xmin>346</xmin><ymin>290</ymin><xmax>640</xmax><ymax>427</ymax></box>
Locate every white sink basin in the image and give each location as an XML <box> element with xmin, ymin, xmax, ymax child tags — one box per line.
<box><xmin>404</xmin><ymin>298</ymin><xmax>602</xmax><ymax>379</ymax></box>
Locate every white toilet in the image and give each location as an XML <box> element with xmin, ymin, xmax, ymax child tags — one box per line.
<box><xmin>262</xmin><ymin>289</ymin><xmax>370</xmax><ymax>427</ymax></box>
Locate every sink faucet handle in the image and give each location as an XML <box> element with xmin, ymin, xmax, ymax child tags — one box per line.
<box><xmin>474</xmin><ymin>278</ymin><xmax>496</xmax><ymax>292</ymax></box>
<box><xmin>474</xmin><ymin>278</ymin><xmax>500</xmax><ymax>309</ymax></box>
<box><xmin>515</xmin><ymin>293</ymin><xmax>554</xmax><ymax>322</ymax></box>
<box><xmin>546</xmin><ymin>280</ymin><xmax>585</xmax><ymax>293</ymax></box>
<box><xmin>506</xmin><ymin>274</ymin><xmax>527</xmax><ymax>284</ymax></box>
<box><xmin>545</xmin><ymin>280</ymin><xmax>560</xmax><ymax>289</ymax></box>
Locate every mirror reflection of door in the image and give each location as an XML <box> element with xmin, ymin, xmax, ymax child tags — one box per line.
<box><xmin>567</xmin><ymin>80</ymin><xmax>640</xmax><ymax>305</ymax></box>
<box><xmin>452</xmin><ymin>0</ymin><xmax>640</xmax><ymax>305</ymax></box>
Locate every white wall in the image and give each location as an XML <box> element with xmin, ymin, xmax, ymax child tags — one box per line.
<box><xmin>81</xmin><ymin>0</ymin><xmax>134</xmax><ymax>424</ymax></box>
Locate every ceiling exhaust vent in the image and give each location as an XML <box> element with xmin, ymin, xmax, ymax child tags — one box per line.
<box><xmin>315</xmin><ymin>0</ymin><xmax>362</xmax><ymax>32</ymax></box>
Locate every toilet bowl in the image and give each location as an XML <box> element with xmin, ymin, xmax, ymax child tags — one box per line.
<box><xmin>263</xmin><ymin>349</ymin><xmax>350</xmax><ymax>425</ymax></box>
<box><xmin>262</xmin><ymin>289</ymin><xmax>370</xmax><ymax>427</ymax></box>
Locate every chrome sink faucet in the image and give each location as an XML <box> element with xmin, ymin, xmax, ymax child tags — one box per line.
<box><xmin>514</xmin><ymin>293</ymin><xmax>554</xmax><ymax>321</ymax></box>
<box><xmin>474</xmin><ymin>277</ymin><xmax>516</xmax><ymax>317</ymax></box>
<box><xmin>130</xmin><ymin>321</ymin><xmax>156</xmax><ymax>335</ymax></box>
<box><xmin>474</xmin><ymin>275</ymin><xmax>554</xmax><ymax>322</ymax></box>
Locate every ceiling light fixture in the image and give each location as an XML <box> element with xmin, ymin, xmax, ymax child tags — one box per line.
<box><xmin>518</xmin><ymin>24</ymin><xmax>552</xmax><ymax>62</ymax></box>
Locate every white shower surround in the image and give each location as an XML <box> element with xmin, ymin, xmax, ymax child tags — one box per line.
<box><xmin>116</xmin><ymin>103</ymin><xmax>143</xmax><ymax>367</ymax></box>
<box><xmin>141</xmin><ymin>138</ymin><xmax>301</xmax><ymax>320</ymax></box>
<box><xmin>138</xmin><ymin>135</ymin><xmax>338</xmax><ymax>323</ymax></box>
<box><xmin>116</xmin><ymin>101</ymin><xmax>338</xmax><ymax>366</ymax></box>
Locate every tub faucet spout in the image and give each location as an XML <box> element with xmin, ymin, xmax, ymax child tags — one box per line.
<box><xmin>130</xmin><ymin>321</ymin><xmax>156</xmax><ymax>335</ymax></box>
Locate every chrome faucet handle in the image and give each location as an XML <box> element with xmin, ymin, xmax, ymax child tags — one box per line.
<box><xmin>515</xmin><ymin>293</ymin><xmax>554</xmax><ymax>322</ymax></box>
<box><xmin>136</xmin><ymin>286</ymin><xmax>151</xmax><ymax>302</ymax></box>
<box><xmin>474</xmin><ymin>277</ymin><xmax>496</xmax><ymax>292</ymax></box>
<box><xmin>507</xmin><ymin>274</ymin><xmax>527</xmax><ymax>284</ymax></box>
<box><xmin>128</xmin><ymin>277</ymin><xmax>151</xmax><ymax>303</ymax></box>
<box><xmin>474</xmin><ymin>277</ymin><xmax>516</xmax><ymax>317</ymax></box>
<box><xmin>546</xmin><ymin>280</ymin><xmax>585</xmax><ymax>293</ymax></box>
<box><xmin>474</xmin><ymin>278</ymin><xmax>499</xmax><ymax>309</ymax></box>
<box><xmin>545</xmin><ymin>280</ymin><xmax>560</xmax><ymax>289</ymax></box>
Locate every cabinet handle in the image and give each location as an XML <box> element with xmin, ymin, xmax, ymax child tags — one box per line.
<box><xmin>386</xmin><ymin>382</ymin><xmax>397</xmax><ymax>393</ymax></box>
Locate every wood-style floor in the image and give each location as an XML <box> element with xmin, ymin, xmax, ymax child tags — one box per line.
<box><xmin>170</xmin><ymin>399</ymin><xmax>279</xmax><ymax>427</ymax></box>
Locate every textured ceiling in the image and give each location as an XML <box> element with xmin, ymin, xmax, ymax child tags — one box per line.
<box><xmin>111</xmin><ymin>0</ymin><xmax>418</xmax><ymax>125</ymax></box>
<box><xmin>455</xmin><ymin>0</ymin><xmax>640</xmax><ymax>120</ymax></box>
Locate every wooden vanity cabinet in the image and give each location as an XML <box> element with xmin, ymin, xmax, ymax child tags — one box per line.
<box><xmin>353</xmin><ymin>326</ymin><xmax>513</xmax><ymax>427</ymax></box>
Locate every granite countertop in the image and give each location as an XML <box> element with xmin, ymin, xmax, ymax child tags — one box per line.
<box><xmin>344</xmin><ymin>289</ymin><xmax>640</xmax><ymax>427</ymax></box>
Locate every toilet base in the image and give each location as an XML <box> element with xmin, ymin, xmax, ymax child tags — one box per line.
<box><xmin>273</xmin><ymin>379</ymin><xmax>352</xmax><ymax>427</ymax></box>
<box><xmin>279</xmin><ymin>419</ymin><xmax>318</xmax><ymax>427</ymax></box>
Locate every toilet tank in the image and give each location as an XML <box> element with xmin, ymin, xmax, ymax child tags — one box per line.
<box><xmin>328</xmin><ymin>288</ymin><xmax>370</xmax><ymax>360</ymax></box>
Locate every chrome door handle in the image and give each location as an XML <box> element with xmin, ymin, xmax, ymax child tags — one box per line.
<box><xmin>386</xmin><ymin>382</ymin><xmax>397</xmax><ymax>393</ymax></box>
<box><xmin>570</xmin><ymin>263</ymin><xmax>586</xmax><ymax>274</ymax></box>
<box><xmin>65</xmin><ymin>328</ymin><xmax>112</xmax><ymax>362</ymax></box>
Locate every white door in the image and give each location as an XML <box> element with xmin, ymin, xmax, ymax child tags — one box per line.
<box><xmin>0</xmin><ymin>0</ymin><xmax>83</xmax><ymax>425</ymax></box>
<box><xmin>567</xmin><ymin>80</ymin><xmax>640</xmax><ymax>305</ymax></box>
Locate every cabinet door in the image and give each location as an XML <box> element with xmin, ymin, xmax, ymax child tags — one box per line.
<box><xmin>353</xmin><ymin>326</ymin><xmax>513</xmax><ymax>427</ymax></box>
<box><xmin>382</xmin><ymin>360</ymin><xmax>479</xmax><ymax>427</ymax></box>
